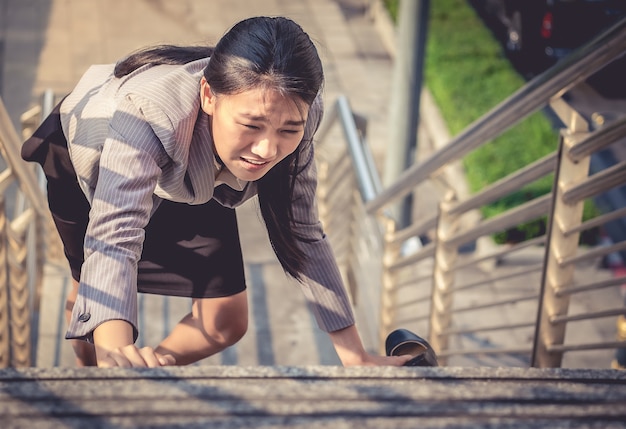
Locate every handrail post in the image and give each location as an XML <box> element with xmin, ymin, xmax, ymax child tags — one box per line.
<box><xmin>0</xmin><ymin>197</ymin><xmax>9</xmax><ymax>368</ymax></box>
<box><xmin>532</xmin><ymin>99</ymin><xmax>591</xmax><ymax>367</ymax></box>
<box><xmin>379</xmin><ymin>216</ymin><xmax>400</xmax><ymax>353</ymax></box>
<box><xmin>0</xmin><ymin>94</ymin><xmax>54</xmax><ymax>367</ymax></box>
<box><xmin>317</xmin><ymin>153</ymin><xmax>332</xmax><ymax>234</ymax></box>
<box><xmin>8</xmin><ymin>209</ymin><xmax>35</xmax><ymax>367</ymax></box>
<box><xmin>614</xmin><ymin>314</ymin><xmax>626</xmax><ymax>369</ymax></box>
<box><xmin>429</xmin><ymin>190</ymin><xmax>459</xmax><ymax>364</ymax></box>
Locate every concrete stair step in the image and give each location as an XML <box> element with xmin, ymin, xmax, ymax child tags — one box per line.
<box><xmin>2</xmin><ymin>365</ymin><xmax>625</xmax><ymax>428</ymax></box>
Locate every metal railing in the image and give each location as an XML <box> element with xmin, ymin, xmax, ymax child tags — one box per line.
<box><xmin>316</xmin><ymin>17</ymin><xmax>626</xmax><ymax>367</ymax></box>
<box><xmin>0</xmin><ymin>90</ymin><xmax>60</xmax><ymax>367</ymax></box>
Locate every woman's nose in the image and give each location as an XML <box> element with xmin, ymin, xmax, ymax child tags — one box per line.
<box><xmin>251</xmin><ymin>136</ymin><xmax>278</xmax><ymax>159</ymax></box>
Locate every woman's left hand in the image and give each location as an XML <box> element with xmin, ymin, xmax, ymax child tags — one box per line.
<box><xmin>329</xmin><ymin>325</ymin><xmax>415</xmax><ymax>367</ymax></box>
<box><xmin>97</xmin><ymin>344</ymin><xmax>176</xmax><ymax>368</ymax></box>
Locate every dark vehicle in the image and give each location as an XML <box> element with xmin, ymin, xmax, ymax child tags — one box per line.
<box><xmin>474</xmin><ymin>0</ymin><xmax>626</xmax><ymax>96</ymax></box>
<box><xmin>541</xmin><ymin>0</ymin><xmax>626</xmax><ymax>98</ymax></box>
<box><xmin>540</xmin><ymin>0</ymin><xmax>626</xmax><ymax>62</ymax></box>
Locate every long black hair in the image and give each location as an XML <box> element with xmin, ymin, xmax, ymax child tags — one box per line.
<box><xmin>113</xmin><ymin>17</ymin><xmax>324</xmax><ymax>280</ymax></box>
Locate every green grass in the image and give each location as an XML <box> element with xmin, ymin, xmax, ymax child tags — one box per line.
<box><xmin>383</xmin><ymin>0</ymin><xmax>598</xmax><ymax>243</ymax></box>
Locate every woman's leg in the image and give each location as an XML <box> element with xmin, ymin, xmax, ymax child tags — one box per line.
<box><xmin>155</xmin><ymin>290</ymin><xmax>249</xmax><ymax>365</ymax></box>
<box><xmin>65</xmin><ymin>279</ymin><xmax>97</xmax><ymax>366</ymax></box>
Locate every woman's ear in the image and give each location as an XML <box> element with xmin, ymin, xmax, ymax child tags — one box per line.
<box><xmin>200</xmin><ymin>77</ymin><xmax>216</xmax><ymax>115</ymax></box>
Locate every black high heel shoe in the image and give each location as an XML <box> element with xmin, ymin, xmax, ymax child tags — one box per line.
<box><xmin>385</xmin><ymin>328</ymin><xmax>439</xmax><ymax>367</ymax></box>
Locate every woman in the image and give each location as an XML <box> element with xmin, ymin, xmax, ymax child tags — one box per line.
<box><xmin>23</xmin><ymin>16</ymin><xmax>412</xmax><ymax>368</ymax></box>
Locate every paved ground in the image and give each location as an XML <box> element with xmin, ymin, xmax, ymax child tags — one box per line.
<box><xmin>1</xmin><ymin>0</ymin><xmax>623</xmax><ymax>369</ymax></box>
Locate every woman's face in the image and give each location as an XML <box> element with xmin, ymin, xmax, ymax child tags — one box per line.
<box><xmin>200</xmin><ymin>78</ymin><xmax>309</xmax><ymax>182</ymax></box>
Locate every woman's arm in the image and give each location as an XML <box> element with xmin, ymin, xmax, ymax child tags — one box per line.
<box><xmin>66</xmin><ymin>99</ymin><xmax>170</xmax><ymax>358</ymax></box>
<box><xmin>288</xmin><ymin>100</ymin><xmax>410</xmax><ymax>367</ymax></box>
<box><xmin>328</xmin><ymin>324</ymin><xmax>413</xmax><ymax>367</ymax></box>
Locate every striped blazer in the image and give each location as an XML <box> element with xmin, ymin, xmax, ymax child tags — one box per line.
<box><xmin>60</xmin><ymin>58</ymin><xmax>354</xmax><ymax>342</ymax></box>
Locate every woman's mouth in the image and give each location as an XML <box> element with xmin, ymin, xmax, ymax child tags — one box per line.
<box><xmin>241</xmin><ymin>157</ymin><xmax>270</xmax><ymax>170</ymax></box>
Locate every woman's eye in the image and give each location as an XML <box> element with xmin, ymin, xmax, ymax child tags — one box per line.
<box><xmin>242</xmin><ymin>124</ymin><xmax>259</xmax><ymax>130</ymax></box>
<box><xmin>281</xmin><ymin>129</ymin><xmax>299</xmax><ymax>134</ymax></box>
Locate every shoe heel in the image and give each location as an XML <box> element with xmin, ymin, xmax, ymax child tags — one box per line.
<box><xmin>385</xmin><ymin>328</ymin><xmax>439</xmax><ymax>367</ymax></box>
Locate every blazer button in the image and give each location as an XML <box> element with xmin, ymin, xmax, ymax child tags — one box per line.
<box><xmin>78</xmin><ymin>313</ymin><xmax>91</xmax><ymax>323</ymax></box>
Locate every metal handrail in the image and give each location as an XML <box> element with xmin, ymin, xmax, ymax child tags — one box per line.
<box><xmin>448</xmin><ymin>264</ymin><xmax>543</xmax><ymax>294</ymax></box>
<box><xmin>451</xmin><ymin>236</ymin><xmax>546</xmax><ymax>272</ymax></box>
<box><xmin>563</xmin><ymin>206</ymin><xmax>626</xmax><ymax>236</ymax></box>
<box><xmin>0</xmin><ymin>95</ymin><xmax>50</xmax><ymax>367</ymax></box>
<box><xmin>448</xmin><ymin>154</ymin><xmax>557</xmax><ymax>216</ymax></box>
<box><xmin>365</xmin><ymin>18</ymin><xmax>626</xmax><ymax>214</ymax></box>
<box><xmin>316</xmin><ymin>16</ymin><xmax>626</xmax><ymax>368</ymax></box>
<box><xmin>568</xmin><ymin>115</ymin><xmax>626</xmax><ymax>161</ymax></box>
<box><xmin>555</xmin><ymin>277</ymin><xmax>626</xmax><ymax>297</ymax></box>
<box><xmin>562</xmin><ymin>160</ymin><xmax>626</xmax><ymax>204</ymax></box>
<box><xmin>445</xmin><ymin>195</ymin><xmax>551</xmax><ymax>248</ymax></box>
<box><xmin>318</xmin><ymin>96</ymin><xmax>382</xmax><ymax>203</ymax></box>
<box><xmin>0</xmin><ymin>105</ymin><xmax>47</xmax><ymax>216</ymax></box>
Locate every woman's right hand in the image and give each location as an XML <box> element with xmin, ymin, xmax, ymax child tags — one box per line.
<box><xmin>96</xmin><ymin>344</ymin><xmax>176</xmax><ymax>368</ymax></box>
<box><xmin>93</xmin><ymin>319</ymin><xmax>176</xmax><ymax>367</ymax></box>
